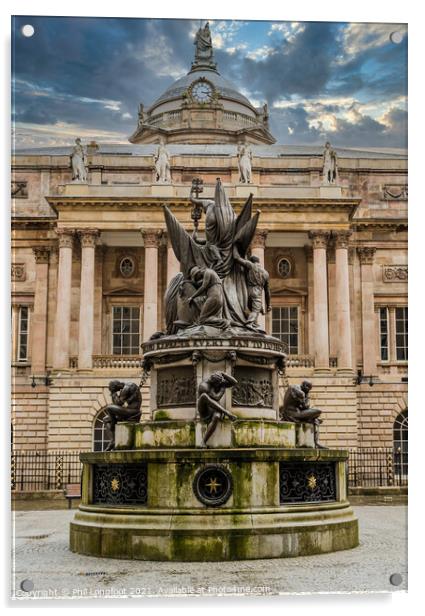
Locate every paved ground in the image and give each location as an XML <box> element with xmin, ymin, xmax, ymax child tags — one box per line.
<box><xmin>11</xmin><ymin>506</ymin><xmax>407</xmax><ymax>600</ymax></box>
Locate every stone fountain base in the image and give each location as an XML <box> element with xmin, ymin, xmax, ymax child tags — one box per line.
<box><xmin>70</xmin><ymin>335</ymin><xmax>358</xmax><ymax>561</ymax></box>
<box><xmin>70</xmin><ymin>446</ymin><xmax>358</xmax><ymax>561</ymax></box>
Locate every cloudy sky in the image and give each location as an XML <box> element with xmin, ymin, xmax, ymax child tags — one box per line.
<box><xmin>11</xmin><ymin>16</ymin><xmax>407</xmax><ymax>150</ymax></box>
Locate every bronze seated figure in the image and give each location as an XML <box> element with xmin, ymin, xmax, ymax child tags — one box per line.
<box><xmin>279</xmin><ymin>380</ymin><xmax>325</xmax><ymax>448</ymax></box>
<box><xmin>197</xmin><ymin>371</ymin><xmax>238</xmax><ymax>447</ymax></box>
<box><xmin>103</xmin><ymin>380</ymin><xmax>142</xmax><ymax>451</ymax></box>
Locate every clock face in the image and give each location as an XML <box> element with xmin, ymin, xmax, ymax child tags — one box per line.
<box><xmin>191</xmin><ymin>81</ymin><xmax>213</xmax><ymax>103</ymax></box>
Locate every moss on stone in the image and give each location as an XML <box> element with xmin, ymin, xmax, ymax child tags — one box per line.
<box><xmin>154</xmin><ymin>410</ymin><xmax>171</xmax><ymax>421</ymax></box>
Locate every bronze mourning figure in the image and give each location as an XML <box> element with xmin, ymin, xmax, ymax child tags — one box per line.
<box><xmin>197</xmin><ymin>372</ymin><xmax>238</xmax><ymax>447</ymax></box>
<box><xmin>279</xmin><ymin>380</ymin><xmax>325</xmax><ymax>448</ymax></box>
<box><xmin>103</xmin><ymin>380</ymin><xmax>142</xmax><ymax>451</ymax></box>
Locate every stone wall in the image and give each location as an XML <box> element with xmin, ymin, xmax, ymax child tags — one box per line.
<box><xmin>357</xmin><ymin>383</ymin><xmax>407</xmax><ymax>447</ymax></box>
<box><xmin>11</xmin><ymin>379</ymin><xmax>49</xmax><ymax>450</ymax></box>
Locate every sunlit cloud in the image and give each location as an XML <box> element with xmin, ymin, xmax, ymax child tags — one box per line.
<box><xmin>246</xmin><ymin>46</ymin><xmax>274</xmax><ymax>61</ymax></box>
<box><xmin>339</xmin><ymin>22</ymin><xmax>407</xmax><ymax>60</ymax></box>
<box><xmin>13</xmin><ymin>121</ymin><xmax>128</xmax><ymax>149</ymax></box>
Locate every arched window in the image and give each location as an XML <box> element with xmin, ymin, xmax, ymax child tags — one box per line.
<box><xmin>393</xmin><ymin>410</ymin><xmax>408</xmax><ymax>478</ymax></box>
<box><xmin>93</xmin><ymin>409</ymin><xmax>112</xmax><ymax>452</ymax></box>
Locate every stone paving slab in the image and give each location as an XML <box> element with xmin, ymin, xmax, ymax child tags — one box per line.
<box><xmin>11</xmin><ymin>506</ymin><xmax>407</xmax><ymax>600</ymax></box>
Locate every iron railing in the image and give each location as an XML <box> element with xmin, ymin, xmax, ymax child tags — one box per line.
<box><xmin>11</xmin><ymin>447</ymin><xmax>408</xmax><ymax>492</ymax></box>
<box><xmin>348</xmin><ymin>447</ymin><xmax>408</xmax><ymax>487</ymax></box>
<box><xmin>11</xmin><ymin>451</ymin><xmax>83</xmax><ymax>492</ymax></box>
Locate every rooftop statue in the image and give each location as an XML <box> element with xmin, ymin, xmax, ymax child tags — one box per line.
<box><xmin>163</xmin><ymin>178</ymin><xmax>266</xmax><ymax>337</ymax></box>
<box><xmin>192</xmin><ymin>22</ymin><xmax>216</xmax><ymax>69</ymax></box>
<box><xmin>154</xmin><ymin>137</ymin><xmax>171</xmax><ymax>183</ymax></box>
<box><xmin>237</xmin><ymin>142</ymin><xmax>253</xmax><ymax>184</ymax></box>
<box><xmin>71</xmin><ymin>138</ymin><xmax>88</xmax><ymax>182</ymax></box>
<box><xmin>322</xmin><ymin>141</ymin><xmax>338</xmax><ymax>185</ymax></box>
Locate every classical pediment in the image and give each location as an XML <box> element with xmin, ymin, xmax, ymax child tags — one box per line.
<box><xmin>103</xmin><ymin>286</ymin><xmax>143</xmax><ymax>297</ymax></box>
<box><xmin>269</xmin><ymin>282</ymin><xmax>307</xmax><ymax>296</ymax></box>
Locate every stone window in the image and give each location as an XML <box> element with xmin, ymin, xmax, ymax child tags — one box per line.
<box><xmin>393</xmin><ymin>410</ymin><xmax>408</xmax><ymax>477</ymax></box>
<box><xmin>276</xmin><ymin>257</ymin><xmax>292</xmax><ymax>279</ymax></box>
<box><xmin>271</xmin><ymin>306</ymin><xmax>299</xmax><ymax>353</ymax></box>
<box><xmin>93</xmin><ymin>409</ymin><xmax>112</xmax><ymax>452</ymax></box>
<box><xmin>119</xmin><ymin>256</ymin><xmax>135</xmax><ymax>278</ymax></box>
<box><xmin>379</xmin><ymin>307</ymin><xmax>389</xmax><ymax>361</ymax></box>
<box><xmin>112</xmin><ymin>306</ymin><xmax>141</xmax><ymax>355</ymax></box>
<box><xmin>395</xmin><ymin>307</ymin><xmax>408</xmax><ymax>361</ymax></box>
<box><xmin>18</xmin><ymin>306</ymin><xmax>29</xmax><ymax>361</ymax></box>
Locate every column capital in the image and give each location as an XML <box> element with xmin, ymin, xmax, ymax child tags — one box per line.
<box><xmin>32</xmin><ymin>246</ymin><xmax>51</xmax><ymax>264</ymax></box>
<box><xmin>251</xmin><ymin>229</ymin><xmax>268</xmax><ymax>249</ymax></box>
<box><xmin>357</xmin><ymin>246</ymin><xmax>376</xmax><ymax>264</ymax></box>
<box><xmin>142</xmin><ymin>229</ymin><xmax>163</xmax><ymax>248</ymax></box>
<box><xmin>78</xmin><ymin>228</ymin><xmax>100</xmax><ymax>248</ymax></box>
<box><xmin>332</xmin><ymin>229</ymin><xmax>352</xmax><ymax>249</ymax></box>
<box><xmin>308</xmin><ymin>230</ymin><xmax>330</xmax><ymax>249</ymax></box>
<box><xmin>56</xmin><ymin>228</ymin><xmax>75</xmax><ymax>249</ymax></box>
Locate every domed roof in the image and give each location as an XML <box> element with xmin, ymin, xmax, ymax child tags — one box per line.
<box><xmin>151</xmin><ymin>68</ymin><xmax>254</xmax><ymax>110</ymax></box>
<box><xmin>129</xmin><ymin>23</ymin><xmax>275</xmax><ymax>145</ymax></box>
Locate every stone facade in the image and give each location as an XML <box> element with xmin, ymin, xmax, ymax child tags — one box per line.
<box><xmin>11</xmin><ymin>46</ymin><xmax>407</xmax><ymax>454</ymax></box>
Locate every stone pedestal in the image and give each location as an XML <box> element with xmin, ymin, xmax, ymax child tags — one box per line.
<box><xmin>115</xmin><ymin>419</ymin><xmax>297</xmax><ymax>450</ymax></box>
<box><xmin>151</xmin><ymin>184</ymin><xmax>174</xmax><ymax>197</ymax></box>
<box><xmin>235</xmin><ymin>185</ymin><xmax>258</xmax><ymax>197</ymax></box>
<box><xmin>319</xmin><ymin>185</ymin><xmax>342</xmax><ymax>198</ymax></box>
<box><xmin>70</xmin><ymin>448</ymin><xmax>358</xmax><ymax>561</ymax></box>
<box><xmin>70</xmin><ymin>333</ymin><xmax>359</xmax><ymax>562</ymax></box>
<box><xmin>143</xmin><ymin>334</ymin><xmax>284</xmax><ymax>424</ymax></box>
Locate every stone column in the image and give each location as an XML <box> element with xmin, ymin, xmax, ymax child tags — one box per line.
<box><xmin>304</xmin><ymin>245</ymin><xmax>314</xmax><ymax>356</ymax></box>
<box><xmin>358</xmin><ymin>247</ymin><xmax>377</xmax><ymax>376</ymax></box>
<box><xmin>77</xmin><ymin>229</ymin><xmax>99</xmax><ymax>370</ymax></box>
<box><xmin>333</xmin><ymin>230</ymin><xmax>353</xmax><ymax>372</ymax></box>
<box><xmin>142</xmin><ymin>230</ymin><xmax>162</xmax><ymax>341</ymax></box>
<box><xmin>53</xmin><ymin>229</ymin><xmax>74</xmax><ymax>370</ymax></box>
<box><xmin>31</xmin><ymin>246</ymin><xmax>51</xmax><ymax>374</ymax></box>
<box><xmin>251</xmin><ymin>230</ymin><xmax>268</xmax><ymax>330</ymax></box>
<box><xmin>166</xmin><ymin>235</ymin><xmax>180</xmax><ymax>286</ymax></box>
<box><xmin>309</xmin><ymin>230</ymin><xmax>330</xmax><ymax>371</ymax></box>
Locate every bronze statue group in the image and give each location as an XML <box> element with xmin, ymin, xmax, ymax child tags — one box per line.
<box><xmin>102</xmin><ymin>179</ymin><xmax>325</xmax><ymax>449</ymax></box>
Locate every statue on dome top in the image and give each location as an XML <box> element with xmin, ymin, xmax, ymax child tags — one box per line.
<box><xmin>193</xmin><ymin>22</ymin><xmax>216</xmax><ymax>69</ymax></box>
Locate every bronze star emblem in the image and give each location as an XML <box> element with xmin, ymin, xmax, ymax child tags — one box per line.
<box><xmin>205</xmin><ymin>476</ymin><xmax>221</xmax><ymax>494</ymax></box>
<box><xmin>307</xmin><ymin>474</ymin><xmax>317</xmax><ymax>490</ymax></box>
<box><xmin>111</xmin><ymin>478</ymin><xmax>120</xmax><ymax>492</ymax></box>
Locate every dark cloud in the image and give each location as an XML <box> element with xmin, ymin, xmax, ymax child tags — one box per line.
<box><xmin>11</xmin><ymin>17</ymin><xmax>407</xmax><ymax>148</ymax></box>
<box><xmin>269</xmin><ymin>104</ymin><xmax>407</xmax><ymax>148</ymax></box>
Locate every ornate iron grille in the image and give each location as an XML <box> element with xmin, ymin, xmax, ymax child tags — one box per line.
<box><xmin>93</xmin><ymin>463</ymin><xmax>148</xmax><ymax>505</ymax></box>
<box><xmin>279</xmin><ymin>462</ymin><xmax>336</xmax><ymax>504</ymax></box>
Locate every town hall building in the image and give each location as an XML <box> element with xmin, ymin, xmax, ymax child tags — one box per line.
<box><xmin>11</xmin><ymin>25</ymin><xmax>408</xmax><ymax>460</ymax></box>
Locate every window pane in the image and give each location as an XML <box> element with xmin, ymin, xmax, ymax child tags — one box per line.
<box><xmin>18</xmin><ymin>306</ymin><xmax>29</xmax><ymax>360</ymax></box>
<box><xmin>272</xmin><ymin>306</ymin><xmax>299</xmax><ymax>352</ymax></box>
<box><xmin>112</xmin><ymin>306</ymin><xmax>141</xmax><ymax>355</ymax></box>
<box><xmin>379</xmin><ymin>307</ymin><xmax>389</xmax><ymax>361</ymax></box>
<box><xmin>395</xmin><ymin>307</ymin><xmax>408</xmax><ymax>361</ymax></box>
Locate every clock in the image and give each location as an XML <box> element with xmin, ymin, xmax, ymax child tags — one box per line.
<box><xmin>191</xmin><ymin>80</ymin><xmax>214</xmax><ymax>103</ymax></box>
